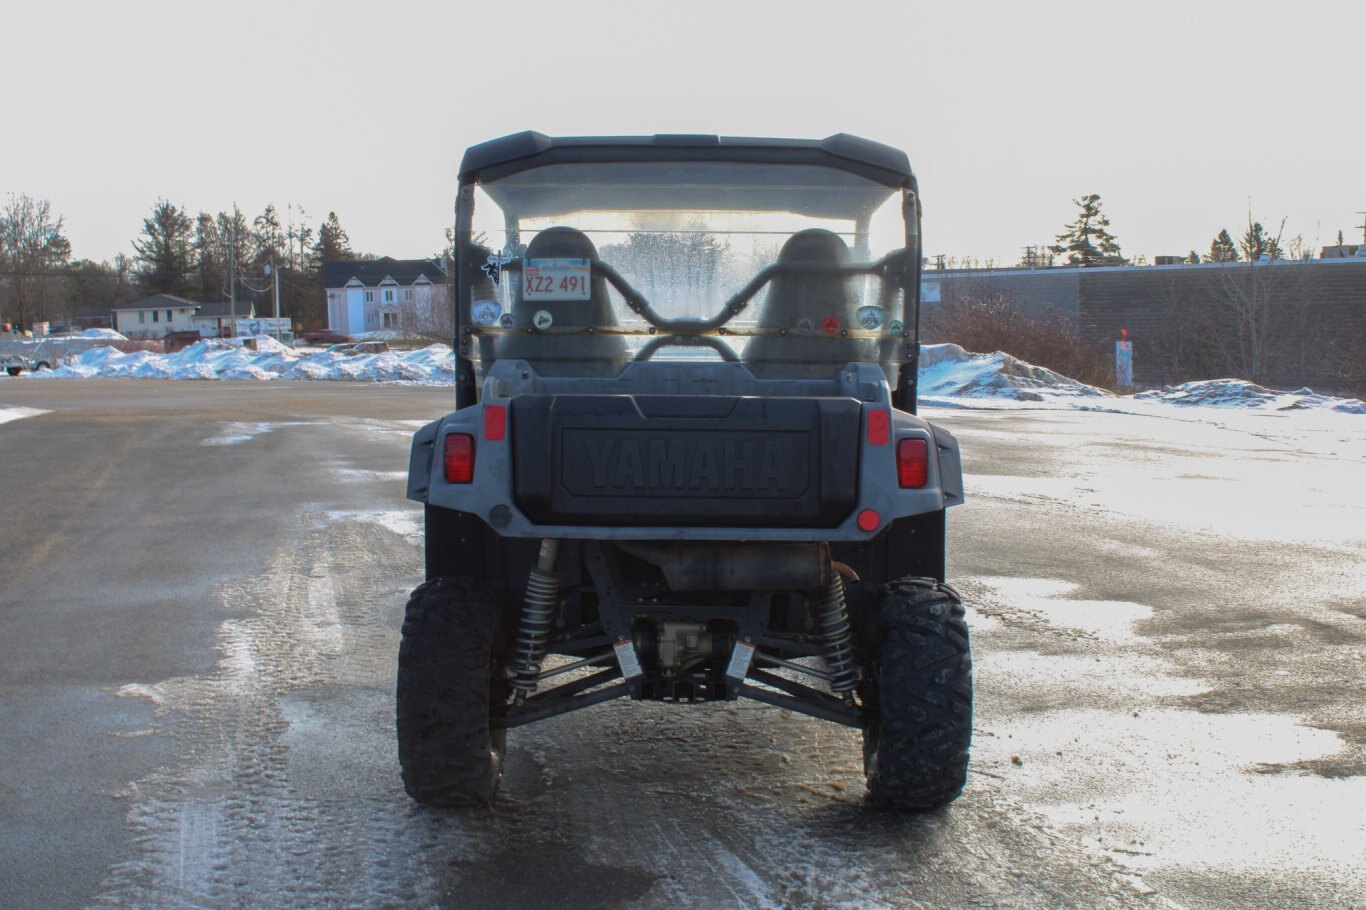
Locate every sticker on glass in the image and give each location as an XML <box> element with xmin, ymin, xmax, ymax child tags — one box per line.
<box><xmin>887</xmin><ymin>319</ymin><xmax>905</xmax><ymax>334</ymax></box>
<box><xmin>856</xmin><ymin>306</ymin><xmax>885</xmax><ymax>330</ymax></box>
<box><xmin>796</xmin><ymin>318</ymin><xmax>813</xmax><ymax>332</ymax></box>
<box><xmin>471</xmin><ymin>299</ymin><xmax>502</xmax><ymax>326</ymax></box>
<box><xmin>821</xmin><ymin>315</ymin><xmax>841</xmax><ymax>334</ymax></box>
<box><xmin>532</xmin><ymin>310</ymin><xmax>554</xmax><ymax>330</ymax></box>
<box><xmin>523</xmin><ymin>258</ymin><xmax>591</xmax><ymax>301</ymax></box>
<box><xmin>481</xmin><ymin>251</ymin><xmax>511</xmax><ymax>287</ymax></box>
<box><xmin>498</xmin><ymin>313</ymin><xmax>515</xmax><ymax>328</ymax></box>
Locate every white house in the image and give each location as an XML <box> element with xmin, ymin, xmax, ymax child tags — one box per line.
<box><xmin>191</xmin><ymin>301</ymin><xmax>257</xmax><ymax>338</ymax></box>
<box><xmin>111</xmin><ymin>295</ymin><xmax>200</xmax><ymax>339</ymax></box>
<box><xmin>322</xmin><ymin>257</ymin><xmax>448</xmax><ymax>336</ymax></box>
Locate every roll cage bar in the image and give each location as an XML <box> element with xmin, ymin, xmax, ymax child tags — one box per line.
<box><xmin>479</xmin><ymin>249</ymin><xmax>909</xmax><ymax>334</ymax></box>
<box><xmin>451</xmin><ymin>133</ymin><xmax>924</xmax><ymax>410</ymax></box>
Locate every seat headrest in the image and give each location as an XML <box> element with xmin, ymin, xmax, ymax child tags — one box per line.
<box><xmin>526</xmin><ymin>226</ymin><xmax>600</xmax><ymax>261</ymax></box>
<box><xmin>776</xmin><ymin>228</ymin><xmax>850</xmax><ymax>268</ymax></box>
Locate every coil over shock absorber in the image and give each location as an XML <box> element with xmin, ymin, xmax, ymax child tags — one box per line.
<box><xmin>815</xmin><ymin>573</ymin><xmax>859</xmax><ymax>701</ymax></box>
<box><xmin>508</xmin><ymin>539</ymin><xmax>560</xmax><ymax>705</ymax></box>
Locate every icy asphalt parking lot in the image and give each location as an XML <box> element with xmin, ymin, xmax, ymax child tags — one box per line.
<box><xmin>0</xmin><ymin>380</ymin><xmax>1362</xmax><ymax>910</ymax></box>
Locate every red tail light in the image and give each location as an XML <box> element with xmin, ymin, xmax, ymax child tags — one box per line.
<box><xmin>897</xmin><ymin>438</ymin><xmax>929</xmax><ymax>488</ymax></box>
<box><xmin>443</xmin><ymin>433</ymin><xmax>475</xmax><ymax>483</ymax></box>
<box><xmin>484</xmin><ymin>404</ymin><xmax>507</xmax><ymax>441</ymax></box>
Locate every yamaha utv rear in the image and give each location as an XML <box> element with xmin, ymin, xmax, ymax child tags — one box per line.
<box><xmin>400</xmin><ymin>132</ymin><xmax>969</xmax><ymax>809</ymax></box>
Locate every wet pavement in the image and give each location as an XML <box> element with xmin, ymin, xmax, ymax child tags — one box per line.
<box><xmin>0</xmin><ymin>380</ymin><xmax>1361</xmax><ymax>909</ymax></box>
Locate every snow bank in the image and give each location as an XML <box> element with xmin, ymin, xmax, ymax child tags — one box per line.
<box><xmin>1132</xmin><ymin>379</ymin><xmax>1366</xmax><ymax>415</ymax></box>
<box><xmin>20</xmin><ymin>337</ymin><xmax>1366</xmax><ymax>416</ymax></box>
<box><xmin>80</xmin><ymin>327</ymin><xmax>127</xmax><ymax>340</ymax></box>
<box><xmin>918</xmin><ymin>343</ymin><xmax>1112</xmax><ymax>404</ymax></box>
<box><xmin>40</xmin><ymin>339</ymin><xmax>456</xmax><ymax>385</ymax></box>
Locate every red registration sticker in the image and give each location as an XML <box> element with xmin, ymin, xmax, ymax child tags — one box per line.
<box><xmin>523</xmin><ymin>258</ymin><xmax>591</xmax><ymax>301</ymax></box>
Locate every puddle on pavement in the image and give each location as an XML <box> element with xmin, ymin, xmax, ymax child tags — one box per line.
<box><xmin>202</xmin><ymin>420</ymin><xmax>314</xmax><ymax>446</ymax></box>
<box><xmin>202</xmin><ymin>421</ymin><xmax>279</xmax><ymax>446</ymax></box>
<box><xmin>331</xmin><ymin>467</ymin><xmax>408</xmax><ymax>482</ymax></box>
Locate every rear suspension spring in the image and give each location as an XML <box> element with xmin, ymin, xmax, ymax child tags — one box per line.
<box><xmin>815</xmin><ymin>575</ymin><xmax>858</xmax><ymax>697</ymax></box>
<box><xmin>508</xmin><ymin>539</ymin><xmax>560</xmax><ymax>702</ymax></box>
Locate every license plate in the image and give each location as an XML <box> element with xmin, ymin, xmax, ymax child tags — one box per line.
<box><xmin>523</xmin><ymin>258</ymin><xmax>591</xmax><ymax>301</ymax></box>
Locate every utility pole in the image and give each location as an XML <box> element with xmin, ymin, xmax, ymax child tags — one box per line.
<box><xmin>1356</xmin><ymin>210</ymin><xmax>1366</xmax><ymax>244</ymax></box>
<box><xmin>228</xmin><ymin>212</ymin><xmax>237</xmax><ymax>338</ymax></box>
<box><xmin>269</xmin><ymin>257</ymin><xmax>281</xmax><ymax>320</ymax></box>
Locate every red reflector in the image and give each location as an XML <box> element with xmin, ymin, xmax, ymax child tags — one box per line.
<box><xmin>484</xmin><ymin>404</ymin><xmax>506</xmax><ymax>441</ymax></box>
<box><xmin>443</xmin><ymin>433</ymin><xmax>475</xmax><ymax>483</ymax></box>
<box><xmin>857</xmin><ymin>509</ymin><xmax>881</xmax><ymax>532</ymax></box>
<box><xmin>897</xmin><ymin>438</ymin><xmax>929</xmax><ymax>488</ymax></box>
<box><xmin>866</xmin><ymin>409</ymin><xmax>890</xmax><ymax>446</ymax></box>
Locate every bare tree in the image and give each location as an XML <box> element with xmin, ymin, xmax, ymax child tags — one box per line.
<box><xmin>0</xmin><ymin>194</ymin><xmax>72</xmax><ymax>328</ymax></box>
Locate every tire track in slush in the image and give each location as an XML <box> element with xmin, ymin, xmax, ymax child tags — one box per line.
<box><xmin>91</xmin><ymin>501</ymin><xmax>1167</xmax><ymax>909</ymax></box>
<box><xmin>93</xmin><ymin>508</ymin><xmax>474</xmax><ymax>908</ymax></box>
<box><xmin>474</xmin><ymin>695</ymin><xmax>1166</xmax><ymax>909</ymax></box>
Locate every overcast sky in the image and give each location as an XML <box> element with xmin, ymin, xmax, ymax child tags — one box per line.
<box><xmin>4</xmin><ymin>0</ymin><xmax>1364</xmax><ymax>267</ymax></box>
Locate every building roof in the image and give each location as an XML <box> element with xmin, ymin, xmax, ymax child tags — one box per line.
<box><xmin>113</xmin><ymin>294</ymin><xmax>201</xmax><ymax>311</ymax></box>
<box><xmin>192</xmin><ymin>300</ymin><xmax>256</xmax><ymax>318</ymax></box>
<box><xmin>322</xmin><ymin>256</ymin><xmax>447</xmax><ymax>290</ymax></box>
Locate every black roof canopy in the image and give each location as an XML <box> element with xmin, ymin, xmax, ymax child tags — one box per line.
<box><xmin>461</xmin><ymin>133</ymin><xmax>915</xmax><ymax>222</ymax></box>
<box><xmin>459</xmin><ymin>132</ymin><xmax>915</xmax><ymax>190</ymax></box>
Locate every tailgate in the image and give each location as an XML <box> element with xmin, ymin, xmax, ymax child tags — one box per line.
<box><xmin>510</xmin><ymin>395</ymin><xmax>860</xmax><ymax>527</ymax></box>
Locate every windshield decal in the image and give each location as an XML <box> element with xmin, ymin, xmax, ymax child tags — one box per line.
<box><xmin>481</xmin><ymin>251</ymin><xmax>511</xmax><ymax>287</ymax></box>
<box><xmin>821</xmin><ymin>316</ymin><xmax>841</xmax><ymax>334</ymax></box>
<box><xmin>857</xmin><ymin>306</ymin><xmax>885</xmax><ymax>329</ymax></box>
<box><xmin>471</xmin><ymin>299</ymin><xmax>503</xmax><ymax>326</ymax></box>
<box><xmin>533</xmin><ymin>310</ymin><xmax>555</xmax><ymax>330</ymax></box>
<box><xmin>887</xmin><ymin>319</ymin><xmax>904</xmax><ymax>334</ymax></box>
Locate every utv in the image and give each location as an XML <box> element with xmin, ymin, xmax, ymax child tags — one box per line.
<box><xmin>400</xmin><ymin>132</ymin><xmax>969</xmax><ymax>809</ymax></box>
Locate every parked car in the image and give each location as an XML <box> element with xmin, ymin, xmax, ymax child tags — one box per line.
<box><xmin>325</xmin><ymin>340</ymin><xmax>390</xmax><ymax>356</ymax></box>
<box><xmin>299</xmin><ymin>330</ymin><xmax>353</xmax><ymax>345</ymax></box>
<box><xmin>163</xmin><ymin>331</ymin><xmax>204</xmax><ymax>354</ymax></box>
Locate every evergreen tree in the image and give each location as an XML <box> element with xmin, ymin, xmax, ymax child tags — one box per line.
<box><xmin>1240</xmin><ymin>220</ymin><xmax>1284</xmax><ymax>261</ymax></box>
<box><xmin>1184</xmin><ymin>250</ymin><xmax>1201</xmax><ymax>264</ymax></box>
<box><xmin>1049</xmin><ymin>194</ymin><xmax>1125</xmax><ymax>267</ymax></box>
<box><xmin>252</xmin><ymin>204</ymin><xmax>285</xmax><ymax>266</ymax></box>
<box><xmin>132</xmin><ymin>199</ymin><xmax>194</xmax><ymax>294</ymax></box>
<box><xmin>215</xmin><ymin>207</ymin><xmax>253</xmax><ymax>278</ymax></box>
<box><xmin>1017</xmin><ymin>245</ymin><xmax>1055</xmax><ymax>268</ymax></box>
<box><xmin>194</xmin><ymin>212</ymin><xmax>222</xmax><ymax>299</ymax></box>
<box><xmin>1207</xmin><ymin>229</ymin><xmax>1240</xmax><ymax>262</ymax></box>
<box><xmin>312</xmin><ymin>211</ymin><xmax>353</xmax><ymax>266</ymax></box>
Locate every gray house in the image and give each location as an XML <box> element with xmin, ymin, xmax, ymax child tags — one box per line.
<box><xmin>322</xmin><ymin>257</ymin><xmax>448</xmax><ymax>336</ymax></box>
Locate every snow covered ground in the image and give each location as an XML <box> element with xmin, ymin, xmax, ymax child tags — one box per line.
<box><xmin>0</xmin><ymin>405</ymin><xmax>50</xmax><ymax>425</ymax></box>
